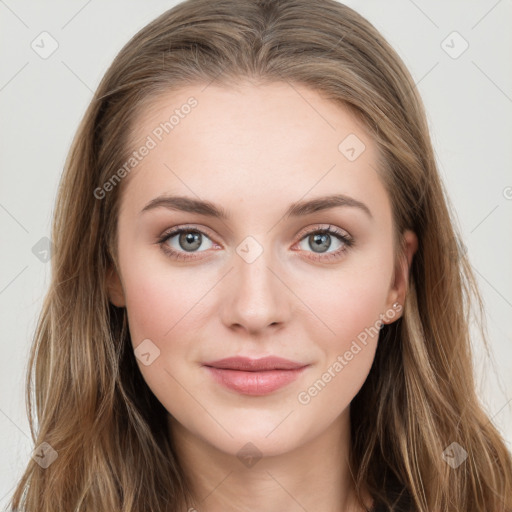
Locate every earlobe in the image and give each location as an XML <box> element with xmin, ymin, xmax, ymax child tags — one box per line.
<box><xmin>106</xmin><ymin>264</ymin><xmax>126</xmax><ymax>307</ymax></box>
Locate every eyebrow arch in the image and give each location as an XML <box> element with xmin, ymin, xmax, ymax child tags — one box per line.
<box><xmin>140</xmin><ymin>193</ymin><xmax>373</xmax><ymax>220</ymax></box>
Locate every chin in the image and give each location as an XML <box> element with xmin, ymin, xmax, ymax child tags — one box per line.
<box><xmin>217</xmin><ymin>433</ymin><xmax>299</xmax><ymax>461</ymax></box>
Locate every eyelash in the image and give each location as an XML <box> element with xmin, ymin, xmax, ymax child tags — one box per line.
<box><xmin>156</xmin><ymin>224</ymin><xmax>354</xmax><ymax>262</ymax></box>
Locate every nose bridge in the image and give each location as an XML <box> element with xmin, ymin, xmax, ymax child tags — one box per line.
<box><xmin>221</xmin><ymin>234</ymin><xmax>289</xmax><ymax>333</ymax></box>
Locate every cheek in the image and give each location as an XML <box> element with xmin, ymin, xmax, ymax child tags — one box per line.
<box><xmin>124</xmin><ymin>278</ymin><xmax>172</xmax><ymax>343</ymax></box>
<box><xmin>327</xmin><ymin>280</ymin><xmax>388</xmax><ymax>345</ymax></box>
<box><xmin>293</xmin><ymin>253</ymin><xmax>394</xmax><ymax>402</ymax></box>
<box><xmin>120</xmin><ymin>261</ymin><xmax>208</xmax><ymax>413</ymax></box>
<box><xmin>300</xmin><ymin>259</ymin><xmax>393</xmax><ymax>349</ymax></box>
<box><xmin>120</xmin><ymin>248</ymin><xmax>209</xmax><ymax>344</ymax></box>
<box><xmin>295</xmin><ymin>279</ymin><xmax>385</xmax><ymax>415</ymax></box>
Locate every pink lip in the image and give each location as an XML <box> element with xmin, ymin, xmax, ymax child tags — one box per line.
<box><xmin>202</xmin><ymin>356</ymin><xmax>309</xmax><ymax>395</ymax></box>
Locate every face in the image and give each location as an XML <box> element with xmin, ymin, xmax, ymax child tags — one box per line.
<box><xmin>107</xmin><ymin>81</ymin><xmax>417</xmax><ymax>459</ymax></box>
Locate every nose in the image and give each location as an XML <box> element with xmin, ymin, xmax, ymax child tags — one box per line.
<box><xmin>218</xmin><ymin>242</ymin><xmax>291</xmax><ymax>336</ymax></box>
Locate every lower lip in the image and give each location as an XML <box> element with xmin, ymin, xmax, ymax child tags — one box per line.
<box><xmin>204</xmin><ymin>366</ymin><xmax>308</xmax><ymax>395</ymax></box>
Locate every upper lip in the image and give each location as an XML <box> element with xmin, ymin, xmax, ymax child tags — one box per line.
<box><xmin>203</xmin><ymin>356</ymin><xmax>308</xmax><ymax>371</ymax></box>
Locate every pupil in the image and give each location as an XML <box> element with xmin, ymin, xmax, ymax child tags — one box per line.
<box><xmin>180</xmin><ymin>231</ymin><xmax>201</xmax><ymax>252</ymax></box>
<box><xmin>311</xmin><ymin>233</ymin><xmax>330</xmax><ymax>253</ymax></box>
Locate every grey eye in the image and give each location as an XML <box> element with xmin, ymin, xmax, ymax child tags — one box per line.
<box><xmin>166</xmin><ymin>230</ymin><xmax>213</xmax><ymax>253</ymax></box>
<box><xmin>298</xmin><ymin>232</ymin><xmax>345</xmax><ymax>254</ymax></box>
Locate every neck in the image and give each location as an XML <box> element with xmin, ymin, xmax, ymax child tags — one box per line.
<box><xmin>168</xmin><ymin>408</ymin><xmax>372</xmax><ymax>512</ymax></box>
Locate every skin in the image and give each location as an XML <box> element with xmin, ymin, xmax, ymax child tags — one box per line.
<box><xmin>107</xmin><ymin>81</ymin><xmax>418</xmax><ymax>512</ymax></box>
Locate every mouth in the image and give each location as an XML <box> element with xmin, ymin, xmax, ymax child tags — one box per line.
<box><xmin>202</xmin><ymin>356</ymin><xmax>310</xmax><ymax>395</ymax></box>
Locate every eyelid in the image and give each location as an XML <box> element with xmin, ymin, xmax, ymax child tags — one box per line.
<box><xmin>157</xmin><ymin>224</ymin><xmax>216</xmax><ymax>242</ymax></box>
<box><xmin>295</xmin><ymin>223</ymin><xmax>351</xmax><ymax>241</ymax></box>
<box><xmin>157</xmin><ymin>224</ymin><xmax>352</xmax><ymax>245</ymax></box>
<box><xmin>291</xmin><ymin>224</ymin><xmax>354</xmax><ymax>262</ymax></box>
<box><xmin>156</xmin><ymin>225</ymin><xmax>219</xmax><ymax>262</ymax></box>
<box><xmin>157</xmin><ymin>223</ymin><xmax>354</xmax><ymax>261</ymax></box>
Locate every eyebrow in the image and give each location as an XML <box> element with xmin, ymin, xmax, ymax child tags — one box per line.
<box><xmin>140</xmin><ymin>193</ymin><xmax>373</xmax><ymax>220</ymax></box>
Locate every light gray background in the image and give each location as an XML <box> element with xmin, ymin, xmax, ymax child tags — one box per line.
<box><xmin>1</xmin><ymin>0</ymin><xmax>511</xmax><ymax>507</ymax></box>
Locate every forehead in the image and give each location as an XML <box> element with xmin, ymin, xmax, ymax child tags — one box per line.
<box><xmin>130</xmin><ymin>80</ymin><xmax>371</xmax><ymax>157</ymax></box>
<box><xmin>120</xmin><ymin>81</ymin><xmax>389</xmax><ymax>221</ymax></box>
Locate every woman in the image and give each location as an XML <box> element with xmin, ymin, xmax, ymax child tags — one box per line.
<box><xmin>9</xmin><ymin>0</ymin><xmax>512</xmax><ymax>510</ymax></box>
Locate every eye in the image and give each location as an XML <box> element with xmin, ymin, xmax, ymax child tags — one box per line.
<box><xmin>157</xmin><ymin>224</ymin><xmax>354</xmax><ymax>263</ymax></box>
<box><xmin>295</xmin><ymin>225</ymin><xmax>353</xmax><ymax>262</ymax></box>
<box><xmin>157</xmin><ymin>226</ymin><xmax>216</xmax><ymax>261</ymax></box>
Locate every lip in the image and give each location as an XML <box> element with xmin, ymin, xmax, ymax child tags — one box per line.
<box><xmin>202</xmin><ymin>356</ymin><xmax>309</xmax><ymax>395</ymax></box>
<box><xmin>203</xmin><ymin>356</ymin><xmax>307</xmax><ymax>371</ymax></box>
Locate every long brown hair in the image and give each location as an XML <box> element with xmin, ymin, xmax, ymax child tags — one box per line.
<box><xmin>9</xmin><ymin>0</ymin><xmax>512</xmax><ymax>510</ymax></box>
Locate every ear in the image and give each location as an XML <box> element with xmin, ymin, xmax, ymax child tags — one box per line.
<box><xmin>383</xmin><ymin>229</ymin><xmax>418</xmax><ymax>323</ymax></box>
<box><xmin>106</xmin><ymin>264</ymin><xmax>126</xmax><ymax>307</ymax></box>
